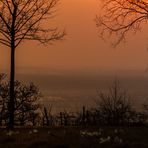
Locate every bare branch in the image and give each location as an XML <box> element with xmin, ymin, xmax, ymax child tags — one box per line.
<box><xmin>96</xmin><ymin>0</ymin><xmax>148</xmax><ymax>46</ymax></box>
<box><xmin>0</xmin><ymin>0</ymin><xmax>64</xmax><ymax>49</ymax></box>
<box><xmin>0</xmin><ymin>38</ymin><xmax>10</xmax><ymax>47</ymax></box>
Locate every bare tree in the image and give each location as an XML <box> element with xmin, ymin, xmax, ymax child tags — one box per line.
<box><xmin>96</xmin><ymin>80</ymin><xmax>132</xmax><ymax>126</ymax></box>
<box><xmin>14</xmin><ymin>81</ymin><xmax>41</xmax><ymax>126</ymax></box>
<box><xmin>0</xmin><ymin>74</ymin><xmax>9</xmax><ymax>126</ymax></box>
<box><xmin>0</xmin><ymin>0</ymin><xmax>65</xmax><ymax>129</ymax></box>
<box><xmin>41</xmin><ymin>105</ymin><xmax>53</xmax><ymax>126</ymax></box>
<box><xmin>0</xmin><ymin>74</ymin><xmax>41</xmax><ymax>126</ymax></box>
<box><xmin>96</xmin><ymin>0</ymin><xmax>148</xmax><ymax>46</ymax></box>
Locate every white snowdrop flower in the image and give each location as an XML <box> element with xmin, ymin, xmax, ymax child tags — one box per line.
<box><xmin>100</xmin><ymin>139</ymin><xmax>106</xmax><ymax>144</ymax></box>
<box><xmin>81</xmin><ymin>131</ymin><xmax>100</xmax><ymax>137</ymax></box>
<box><xmin>33</xmin><ymin>129</ymin><xmax>38</xmax><ymax>133</ymax></box>
<box><xmin>107</xmin><ymin>136</ymin><xmax>111</xmax><ymax>140</ymax></box>
<box><xmin>80</xmin><ymin>130</ymin><xmax>86</xmax><ymax>137</ymax></box>
<box><xmin>80</xmin><ymin>133</ymin><xmax>85</xmax><ymax>137</ymax></box>
<box><xmin>114</xmin><ymin>129</ymin><xmax>118</xmax><ymax>134</ymax></box>
<box><xmin>100</xmin><ymin>137</ymin><xmax>104</xmax><ymax>142</ymax></box>
<box><xmin>6</xmin><ymin>131</ymin><xmax>13</xmax><ymax>136</ymax></box>
<box><xmin>80</xmin><ymin>134</ymin><xmax>84</xmax><ymax>137</ymax></box>
<box><xmin>88</xmin><ymin>132</ymin><xmax>94</xmax><ymax>137</ymax></box>
<box><xmin>114</xmin><ymin>129</ymin><xmax>118</xmax><ymax>133</ymax></box>
<box><xmin>80</xmin><ymin>132</ymin><xmax>83</xmax><ymax>136</ymax></box>
<box><xmin>99</xmin><ymin>136</ymin><xmax>111</xmax><ymax>144</ymax></box>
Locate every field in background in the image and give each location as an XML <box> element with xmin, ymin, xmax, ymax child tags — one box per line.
<box><xmin>16</xmin><ymin>71</ymin><xmax>148</xmax><ymax>113</ymax></box>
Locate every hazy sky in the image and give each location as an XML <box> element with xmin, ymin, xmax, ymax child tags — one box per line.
<box><xmin>0</xmin><ymin>0</ymin><xmax>148</xmax><ymax>74</ymax></box>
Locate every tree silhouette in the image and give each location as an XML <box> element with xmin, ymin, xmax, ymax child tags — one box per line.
<box><xmin>0</xmin><ymin>0</ymin><xmax>65</xmax><ymax>129</ymax></box>
<box><xmin>0</xmin><ymin>74</ymin><xmax>41</xmax><ymax>126</ymax></box>
<box><xmin>96</xmin><ymin>80</ymin><xmax>132</xmax><ymax>126</ymax></box>
<box><xmin>96</xmin><ymin>0</ymin><xmax>148</xmax><ymax>46</ymax></box>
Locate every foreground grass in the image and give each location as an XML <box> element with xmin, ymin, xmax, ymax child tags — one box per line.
<box><xmin>0</xmin><ymin>126</ymin><xmax>148</xmax><ymax>148</ymax></box>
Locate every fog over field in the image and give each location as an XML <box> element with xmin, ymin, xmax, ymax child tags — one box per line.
<box><xmin>11</xmin><ymin>69</ymin><xmax>148</xmax><ymax>113</ymax></box>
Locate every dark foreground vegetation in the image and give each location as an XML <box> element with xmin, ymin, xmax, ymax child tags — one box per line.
<box><xmin>0</xmin><ymin>73</ymin><xmax>148</xmax><ymax>147</ymax></box>
<box><xmin>0</xmin><ymin>127</ymin><xmax>148</xmax><ymax>148</ymax></box>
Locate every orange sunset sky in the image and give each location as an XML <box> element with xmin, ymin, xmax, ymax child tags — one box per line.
<box><xmin>0</xmin><ymin>0</ymin><xmax>148</xmax><ymax>74</ymax></box>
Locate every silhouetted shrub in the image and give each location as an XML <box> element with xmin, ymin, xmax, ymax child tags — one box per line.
<box><xmin>0</xmin><ymin>74</ymin><xmax>41</xmax><ymax>126</ymax></box>
<box><xmin>95</xmin><ymin>80</ymin><xmax>132</xmax><ymax>126</ymax></box>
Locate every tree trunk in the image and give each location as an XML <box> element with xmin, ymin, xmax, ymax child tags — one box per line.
<box><xmin>8</xmin><ymin>47</ymin><xmax>15</xmax><ymax>129</ymax></box>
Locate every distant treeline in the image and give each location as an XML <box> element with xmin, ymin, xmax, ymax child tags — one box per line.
<box><xmin>0</xmin><ymin>73</ymin><xmax>148</xmax><ymax>127</ymax></box>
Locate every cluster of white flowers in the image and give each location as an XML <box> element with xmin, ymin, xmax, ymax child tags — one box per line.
<box><xmin>80</xmin><ymin>130</ymin><xmax>101</xmax><ymax>137</ymax></box>
<box><xmin>6</xmin><ymin>130</ymin><xmax>13</xmax><ymax>136</ymax></box>
<box><xmin>6</xmin><ymin>130</ymin><xmax>20</xmax><ymax>136</ymax></box>
<box><xmin>98</xmin><ymin>128</ymin><xmax>123</xmax><ymax>144</ymax></box>
<box><xmin>79</xmin><ymin>128</ymin><xmax>124</xmax><ymax>145</ymax></box>
<box><xmin>33</xmin><ymin>129</ymin><xmax>38</xmax><ymax>133</ymax></box>
<box><xmin>99</xmin><ymin>136</ymin><xmax>111</xmax><ymax>144</ymax></box>
<box><xmin>29</xmin><ymin>129</ymin><xmax>38</xmax><ymax>134</ymax></box>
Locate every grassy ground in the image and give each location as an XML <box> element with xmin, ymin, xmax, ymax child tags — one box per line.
<box><xmin>0</xmin><ymin>126</ymin><xmax>148</xmax><ymax>148</ymax></box>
